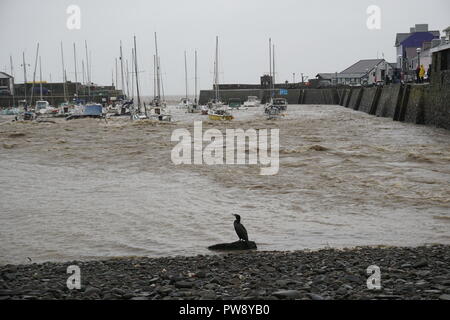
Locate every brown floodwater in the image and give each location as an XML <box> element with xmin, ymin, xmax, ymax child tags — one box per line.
<box><xmin>0</xmin><ymin>105</ymin><xmax>449</xmax><ymax>264</ymax></box>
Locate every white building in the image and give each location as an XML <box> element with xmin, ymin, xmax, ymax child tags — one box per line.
<box><xmin>336</xmin><ymin>59</ymin><xmax>394</xmax><ymax>86</ymax></box>
<box><xmin>0</xmin><ymin>72</ymin><xmax>14</xmax><ymax>95</ymax></box>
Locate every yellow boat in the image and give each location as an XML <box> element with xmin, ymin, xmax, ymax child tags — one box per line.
<box><xmin>208</xmin><ymin>109</ymin><xmax>234</xmax><ymax>121</ymax></box>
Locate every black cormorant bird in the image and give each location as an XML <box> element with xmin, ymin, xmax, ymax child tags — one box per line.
<box><xmin>233</xmin><ymin>214</ymin><xmax>249</xmax><ymax>242</ymax></box>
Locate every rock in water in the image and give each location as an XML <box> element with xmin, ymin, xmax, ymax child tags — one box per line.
<box><xmin>208</xmin><ymin>240</ymin><xmax>257</xmax><ymax>251</ymax></box>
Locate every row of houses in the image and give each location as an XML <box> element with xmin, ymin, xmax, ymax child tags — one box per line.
<box><xmin>315</xmin><ymin>24</ymin><xmax>450</xmax><ymax>87</ymax></box>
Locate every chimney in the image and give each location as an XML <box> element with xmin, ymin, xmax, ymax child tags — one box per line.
<box><xmin>415</xmin><ymin>24</ymin><xmax>429</xmax><ymax>32</ymax></box>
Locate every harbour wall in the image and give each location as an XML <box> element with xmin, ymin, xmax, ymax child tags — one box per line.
<box><xmin>200</xmin><ymin>77</ymin><xmax>449</xmax><ymax>130</ymax></box>
<box><xmin>198</xmin><ymin>89</ymin><xmax>303</xmax><ymax>105</ymax></box>
<box><xmin>308</xmin><ymin>79</ymin><xmax>450</xmax><ymax>130</ymax></box>
<box><xmin>198</xmin><ymin>88</ymin><xmax>341</xmax><ymax>105</ymax></box>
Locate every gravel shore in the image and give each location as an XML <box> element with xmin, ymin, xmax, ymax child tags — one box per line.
<box><xmin>1</xmin><ymin>245</ymin><xmax>450</xmax><ymax>300</ymax></box>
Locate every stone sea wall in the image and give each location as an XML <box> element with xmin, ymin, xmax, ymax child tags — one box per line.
<box><xmin>317</xmin><ymin>82</ymin><xmax>450</xmax><ymax>130</ymax></box>
<box><xmin>199</xmin><ymin>81</ymin><xmax>449</xmax><ymax>130</ymax></box>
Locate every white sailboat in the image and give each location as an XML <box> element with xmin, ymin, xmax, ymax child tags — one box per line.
<box><xmin>208</xmin><ymin>36</ymin><xmax>233</xmax><ymax>121</ymax></box>
<box><xmin>188</xmin><ymin>50</ymin><xmax>202</xmax><ymax>113</ymax></box>
<box><xmin>35</xmin><ymin>56</ymin><xmax>56</xmax><ymax>115</ymax></box>
<box><xmin>264</xmin><ymin>38</ymin><xmax>287</xmax><ymax>119</ymax></box>
<box><xmin>151</xmin><ymin>32</ymin><xmax>167</xmax><ymax>109</ymax></box>
<box><xmin>178</xmin><ymin>51</ymin><xmax>193</xmax><ymax>109</ymax></box>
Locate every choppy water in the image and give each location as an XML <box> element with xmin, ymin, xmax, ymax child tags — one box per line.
<box><xmin>1</xmin><ymin>105</ymin><xmax>450</xmax><ymax>264</ymax></box>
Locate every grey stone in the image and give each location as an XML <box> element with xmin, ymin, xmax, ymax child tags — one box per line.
<box><xmin>272</xmin><ymin>290</ymin><xmax>301</xmax><ymax>299</ymax></box>
<box><xmin>175</xmin><ymin>280</ymin><xmax>194</xmax><ymax>289</ymax></box>
<box><xmin>84</xmin><ymin>286</ymin><xmax>101</xmax><ymax>297</ymax></box>
<box><xmin>306</xmin><ymin>293</ymin><xmax>325</xmax><ymax>300</ymax></box>
<box><xmin>413</xmin><ymin>260</ymin><xmax>428</xmax><ymax>268</ymax></box>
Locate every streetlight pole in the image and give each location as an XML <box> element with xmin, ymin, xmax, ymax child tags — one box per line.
<box><xmin>416</xmin><ymin>47</ymin><xmax>422</xmax><ymax>83</ymax></box>
<box><xmin>416</xmin><ymin>48</ymin><xmax>421</xmax><ymax>68</ymax></box>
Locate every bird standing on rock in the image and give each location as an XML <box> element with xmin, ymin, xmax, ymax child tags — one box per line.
<box><xmin>233</xmin><ymin>214</ymin><xmax>249</xmax><ymax>242</ymax></box>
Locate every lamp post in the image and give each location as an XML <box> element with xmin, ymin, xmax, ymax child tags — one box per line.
<box><xmin>416</xmin><ymin>48</ymin><xmax>422</xmax><ymax>83</ymax></box>
<box><xmin>416</xmin><ymin>48</ymin><xmax>421</xmax><ymax>68</ymax></box>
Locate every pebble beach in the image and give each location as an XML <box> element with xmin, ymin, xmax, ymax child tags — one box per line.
<box><xmin>1</xmin><ymin>245</ymin><xmax>449</xmax><ymax>300</ymax></box>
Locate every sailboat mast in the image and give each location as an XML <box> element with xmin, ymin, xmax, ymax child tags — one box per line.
<box><xmin>30</xmin><ymin>42</ymin><xmax>40</xmax><ymax>105</ymax></box>
<box><xmin>115</xmin><ymin>58</ymin><xmax>118</xmax><ymax>91</ymax></box>
<box><xmin>272</xmin><ymin>44</ymin><xmax>275</xmax><ymax>94</ymax></box>
<box><xmin>269</xmin><ymin>38</ymin><xmax>273</xmax><ymax>99</ymax></box>
<box><xmin>39</xmin><ymin>56</ymin><xmax>43</xmax><ymax>100</ymax></box>
<box><xmin>85</xmin><ymin>40</ymin><xmax>91</xmax><ymax>100</ymax></box>
<box><xmin>131</xmin><ymin>48</ymin><xmax>135</xmax><ymax>101</ymax></box>
<box><xmin>159</xmin><ymin>57</ymin><xmax>165</xmax><ymax>102</ymax></box>
<box><xmin>154</xmin><ymin>32</ymin><xmax>161</xmax><ymax>98</ymax></box>
<box><xmin>73</xmin><ymin>42</ymin><xmax>78</xmax><ymax>96</ymax></box>
<box><xmin>60</xmin><ymin>42</ymin><xmax>67</xmax><ymax>102</ymax></box>
<box><xmin>184</xmin><ymin>51</ymin><xmax>188</xmax><ymax>101</ymax></box>
<box><xmin>133</xmin><ymin>35</ymin><xmax>141</xmax><ymax>108</ymax></box>
<box><xmin>120</xmin><ymin>41</ymin><xmax>125</xmax><ymax>96</ymax></box>
<box><xmin>194</xmin><ymin>50</ymin><xmax>197</xmax><ymax>104</ymax></box>
<box><xmin>153</xmin><ymin>54</ymin><xmax>156</xmax><ymax>100</ymax></box>
<box><xmin>81</xmin><ymin>60</ymin><xmax>85</xmax><ymax>85</ymax></box>
<box><xmin>10</xmin><ymin>55</ymin><xmax>15</xmax><ymax>107</ymax></box>
<box><xmin>215</xmin><ymin>36</ymin><xmax>219</xmax><ymax>101</ymax></box>
<box><xmin>125</xmin><ymin>59</ymin><xmax>130</xmax><ymax>98</ymax></box>
<box><xmin>22</xmin><ymin>52</ymin><xmax>27</xmax><ymax>105</ymax></box>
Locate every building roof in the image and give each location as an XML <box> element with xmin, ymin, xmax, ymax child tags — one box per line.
<box><xmin>395</xmin><ymin>33</ymin><xmax>411</xmax><ymax>46</ymax></box>
<box><xmin>0</xmin><ymin>72</ymin><xmax>13</xmax><ymax>79</ymax></box>
<box><xmin>430</xmin><ymin>42</ymin><xmax>450</xmax><ymax>54</ymax></box>
<box><xmin>340</xmin><ymin>59</ymin><xmax>385</xmax><ymax>75</ymax></box>
<box><xmin>395</xmin><ymin>30</ymin><xmax>440</xmax><ymax>46</ymax></box>
<box><xmin>316</xmin><ymin>73</ymin><xmax>335</xmax><ymax>80</ymax></box>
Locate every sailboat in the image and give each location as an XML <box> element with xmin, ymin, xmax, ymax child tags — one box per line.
<box><xmin>128</xmin><ymin>35</ymin><xmax>170</xmax><ymax>121</ymax></box>
<box><xmin>264</xmin><ymin>38</ymin><xmax>287</xmax><ymax>119</ymax></box>
<box><xmin>151</xmin><ymin>32</ymin><xmax>167</xmax><ymax>109</ymax></box>
<box><xmin>179</xmin><ymin>51</ymin><xmax>193</xmax><ymax>109</ymax></box>
<box><xmin>208</xmin><ymin>36</ymin><xmax>233</xmax><ymax>121</ymax></box>
<box><xmin>35</xmin><ymin>56</ymin><xmax>57</xmax><ymax>115</ymax></box>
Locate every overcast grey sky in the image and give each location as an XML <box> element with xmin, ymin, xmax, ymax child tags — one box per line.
<box><xmin>1</xmin><ymin>0</ymin><xmax>449</xmax><ymax>95</ymax></box>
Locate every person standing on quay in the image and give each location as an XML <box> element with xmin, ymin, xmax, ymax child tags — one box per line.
<box><xmin>416</xmin><ymin>65</ymin><xmax>421</xmax><ymax>83</ymax></box>
<box><xmin>419</xmin><ymin>65</ymin><xmax>426</xmax><ymax>83</ymax></box>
